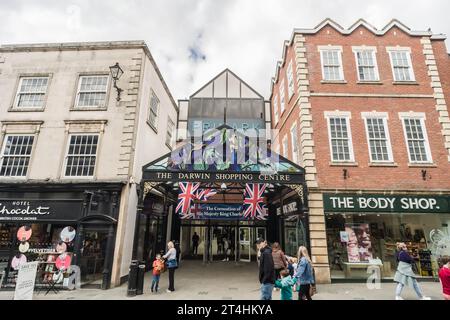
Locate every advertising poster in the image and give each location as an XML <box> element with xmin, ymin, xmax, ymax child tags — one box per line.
<box><xmin>344</xmin><ymin>223</ymin><xmax>373</xmax><ymax>262</ymax></box>
<box><xmin>14</xmin><ymin>261</ymin><xmax>39</xmax><ymax>300</ymax></box>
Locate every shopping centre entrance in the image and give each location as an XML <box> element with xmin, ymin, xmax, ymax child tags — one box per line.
<box><xmin>180</xmin><ymin>220</ymin><xmax>267</xmax><ymax>263</ymax></box>
<box><xmin>133</xmin><ymin>125</ymin><xmax>309</xmax><ymax>266</ymax></box>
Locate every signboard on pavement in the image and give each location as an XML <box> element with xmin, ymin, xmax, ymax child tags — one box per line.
<box><xmin>14</xmin><ymin>261</ymin><xmax>39</xmax><ymax>300</ymax></box>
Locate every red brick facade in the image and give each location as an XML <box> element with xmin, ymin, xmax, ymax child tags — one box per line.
<box><xmin>270</xmin><ymin>19</ymin><xmax>450</xmax><ymax>283</ymax></box>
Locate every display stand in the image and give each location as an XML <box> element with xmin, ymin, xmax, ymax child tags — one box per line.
<box><xmin>34</xmin><ymin>252</ymin><xmax>73</xmax><ymax>294</ymax></box>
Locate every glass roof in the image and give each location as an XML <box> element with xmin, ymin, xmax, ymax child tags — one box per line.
<box><xmin>144</xmin><ymin>125</ymin><xmax>304</xmax><ymax>174</ymax></box>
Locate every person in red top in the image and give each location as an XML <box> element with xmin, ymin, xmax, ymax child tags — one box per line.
<box><xmin>151</xmin><ymin>254</ymin><xmax>164</xmax><ymax>293</ymax></box>
<box><xmin>438</xmin><ymin>257</ymin><xmax>450</xmax><ymax>300</ymax></box>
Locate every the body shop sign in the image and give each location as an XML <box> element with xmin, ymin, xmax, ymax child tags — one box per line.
<box><xmin>0</xmin><ymin>199</ymin><xmax>82</xmax><ymax>221</ymax></box>
<box><xmin>323</xmin><ymin>194</ymin><xmax>450</xmax><ymax>213</ymax></box>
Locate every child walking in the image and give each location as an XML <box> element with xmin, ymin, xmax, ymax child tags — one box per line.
<box><xmin>151</xmin><ymin>254</ymin><xmax>164</xmax><ymax>293</ymax></box>
<box><xmin>439</xmin><ymin>257</ymin><xmax>450</xmax><ymax>300</ymax></box>
<box><xmin>274</xmin><ymin>269</ymin><xmax>296</xmax><ymax>300</ymax></box>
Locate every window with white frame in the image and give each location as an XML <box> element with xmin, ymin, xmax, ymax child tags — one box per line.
<box><xmin>364</xmin><ymin>116</ymin><xmax>393</xmax><ymax>162</ymax></box>
<box><xmin>354</xmin><ymin>50</ymin><xmax>379</xmax><ymax>81</ymax></box>
<box><xmin>0</xmin><ymin>135</ymin><xmax>35</xmax><ymax>177</ymax></box>
<box><xmin>14</xmin><ymin>77</ymin><xmax>49</xmax><ymax>108</ymax></box>
<box><xmin>75</xmin><ymin>75</ymin><xmax>109</xmax><ymax>108</ymax></box>
<box><xmin>320</xmin><ymin>49</ymin><xmax>344</xmax><ymax>81</ymax></box>
<box><xmin>148</xmin><ymin>91</ymin><xmax>160</xmax><ymax>130</ymax></box>
<box><xmin>290</xmin><ymin>123</ymin><xmax>299</xmax><ymax>163</ymax></box>
<box><xmin>287</xmin><ymin>60</ymin><xmax>294</xmax><ymax>99</ymax></box>
<box><xmin>279</xmin><ymin>80</ymin><xmax>285</xmax><ymax>114</ymax></box>
<box><xmin>400</xmin><ymin>116</ymin><xmax>431</xmax><ymax>163</ymax></box>
<box><xmin>282</xmin><ymin>136</ymin><xmax>289</xmax><ymax>158</ymax></box>
<box><xmin>64</xmin><ymin>134</ymin><xmax>99</xmax><ymax>177</ymax></box>
<box><xmin>326</xmin><ymin>115</ymin><xmax>354</xmax><ymax>162</ymax></box>
<box><xmin>273</xmin><ymin>95</ymin><xmax>279</xmax><ymax>124</ymax></box>
<box><xmin>388</xmin><ymin>50</ymin><xmax>415</xmax><ymax>82</ymax></box>
<box><xmin>166</xmin><ymin>117</ymin><xmax>175</xmax><ymax>148</ymax></box>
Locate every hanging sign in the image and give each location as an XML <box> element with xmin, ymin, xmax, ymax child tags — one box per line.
<box><xmin>187</xmin><ymin>203</ymin><xmax>244</xmax><ymax>220</ymax></box>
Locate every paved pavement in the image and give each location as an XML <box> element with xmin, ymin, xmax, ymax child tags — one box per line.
<box><xmin>0</xmin><ymin>260</ymin><xmax>445</xmax><ymax>300</ymax></box>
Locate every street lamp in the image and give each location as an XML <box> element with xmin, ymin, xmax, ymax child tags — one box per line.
<box><xmin>109</xmin><ymin>62</ymin><xmax>124</xmax><ymax>101</ymax></box>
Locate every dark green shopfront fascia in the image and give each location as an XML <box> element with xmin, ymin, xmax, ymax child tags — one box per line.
<box><xmin>323</xmin><ymin>193</ymin><xmax>450</xmax><ymax>280</ymax></box>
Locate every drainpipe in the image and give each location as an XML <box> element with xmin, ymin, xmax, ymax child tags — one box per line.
<box><xmin>102</xmin><ymin>224</ymin><xmax>115</xmax><ymax>290</ymax></box>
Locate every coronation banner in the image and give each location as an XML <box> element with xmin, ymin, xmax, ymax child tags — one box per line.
<box><xmin>144</xmin><ymin>171</ymin><xmax>304</xmax><ymax>184</ymax></box>
<box><xmin>191</xmin><ymin>203</ymin><xmax>243</xmax><ymax>220</ymax></box>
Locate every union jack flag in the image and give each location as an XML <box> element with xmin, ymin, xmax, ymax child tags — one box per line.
<box><xmin>176</xmin><ymin>182</ymin><xmax>200</xmax><ymax>216</ymax></box>
<box><xmin>196</xmin><ymin>188</ymin><xmax>217</xmax><ymax>201</ymax></box>
<box><xmin>180</xmin><ymin>203</ymin><xmax>201</xmax><ymax>220</ymax></box>
<box><xmin>243</xmin><ymin>183</ymin><xmax>268</xmax><ymax>220</ymax></box>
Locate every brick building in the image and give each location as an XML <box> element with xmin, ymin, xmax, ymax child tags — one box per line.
<box><xmin>270</xmin><ymin>19</ymin><xmax>450</xmax><ymax>283</ymax></box>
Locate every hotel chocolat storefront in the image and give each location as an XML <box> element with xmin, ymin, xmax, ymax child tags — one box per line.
<box><xmin>324</xmin><ymin>193</ymin><xmax>450</xmax><ymax>280</ymax></box>
<box><xmin>0</xmin><ymin>183</ymin><xmax>122</xmax><ymax>290</ymax></box>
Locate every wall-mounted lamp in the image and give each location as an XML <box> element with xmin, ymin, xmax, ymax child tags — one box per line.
<box><xmin>109</xmin><ymin>62</ymin><xmax>124</xmax><ymax>101</ymax></box>
<box><xmin>343</xmin><ymin>169</ymin><xmax>349</xmax><ymax>180</ymax></box>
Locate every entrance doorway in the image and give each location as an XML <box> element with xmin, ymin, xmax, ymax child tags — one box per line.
<box><xmin>180</xmin><ymin>221</ymin><xmax>266</xmax><ymax>263</ymax></box>
<box><xmin>209</xmin><ymin>225</ymin><xmax>236</xmax><ymax>262</ymax></box>
<box><xmin>239</xmin><ymin>227</ymin><xmax>251</xmax><ymax>262</ymax></box>
<box><xmin>79</xmin><ymin>228</ymin><xmax>108</xmax><ymax>286</ymax></box>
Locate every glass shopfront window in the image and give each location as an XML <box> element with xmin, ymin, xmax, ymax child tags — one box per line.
<box><xmin>283</xmin><ymin>215</ymin><xmax>308</xmax><ymax>258</ymax></box>
<box><xmin>326</xmin><ymin>212</ymin><xmax>450</xmax><ymax>280</ymax></box>
<box><xmin>1</xmin><ymin>223</ymin><xmax>77</xmax><ymax>288</ymax></box>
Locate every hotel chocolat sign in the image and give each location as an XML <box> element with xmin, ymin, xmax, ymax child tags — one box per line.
<box><xmin>145</xmin><ymin>171</ymin><xmax>304</xmax><ymax>184</ymax></box>
<box><xmin>323</xmin><ymin>194</ymin><xmax>450</xmax><ymax>213</ymax></box>
<box><xmin>0</xmin><ymin>199</ymin><xmax>83</xmax><ymax>222</ymax></box>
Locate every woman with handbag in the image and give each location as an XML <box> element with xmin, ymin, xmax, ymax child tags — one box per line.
<box><xmin>294</xmin><ymin>246</ymin><xmax>314</xmax><ymax>301</ymax></box>
<box><xmin>272</xmin><ymin>242</ymin><xmax>288</xmax><ymax>281</ymax></box>
<box><xmin>163</xmin><ymin>241</ymin><xmax>177</xmax><ymax>292</ymax></box>
<box><xmin>394</xmin><ymin>242</ymin><xmax>430</xmax><ymax>300</ymax></box>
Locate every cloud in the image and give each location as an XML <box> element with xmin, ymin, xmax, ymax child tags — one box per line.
<box><xmin>1</xmin><ymin>0</ymin><xmax>449</xmax><ymax>99</ymax></box>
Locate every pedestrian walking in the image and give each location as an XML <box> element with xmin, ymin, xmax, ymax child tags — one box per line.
<box><xmin>274</xmin><ymin>269</ymin><xmax>296</xmax><ymax>300</ymax></box>
<box><xmin>394</xmin><ymin>242</ymin><xmax>430</xmax><ymax>300</ymax></box>
<box><xmin>438</xmin><ymin>256</ymin><xmax>450</xmax><ymax>300</ymax></box>
<box><xmin>255</xmin><ymin>238</ymin><xmax>275</xmax><ymax>300</ymax></box>
<box><xmin>272</xmin><ymin>242</ymin><xmax>288</xmax><ymax>280</ymax></box>
<box><xmin>222</xmin><ymin>237</ymin><xmax>230</xmax><ymax>261</ymax></box>
<box><xmin>163</xmin><ymin>241</ymin><xmax>177</xmax><ymax>292</ymax></box>
<box><xmin>192</xmin><ymin>232</ymin><xmax>200</xmax><ymax>256</ymax></box>
<box><xmin>287</xmin><ymin>257</ymin><xmax>298</xmax><ymax>277</ymax></box>
<box><xmin>294</xmin><ymin>246</ymin><xmax>314</xmax><ymax>301</ymax></box>
<box><xmin>151</xmin><ymin>254</ymin><xmax>164</xmax><ymax>293</ymax></box>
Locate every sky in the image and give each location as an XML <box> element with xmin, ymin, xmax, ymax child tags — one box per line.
<box><xmin>1</xmin><ymin>0</ymin><xmax>449</xmax><ymax>100</ymax></box>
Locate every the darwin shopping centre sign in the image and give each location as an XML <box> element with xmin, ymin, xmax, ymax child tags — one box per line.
<box><xmin>145</xmin><ymin>171</ymin><xmax>304</xmax><ymax>184</ymax></box>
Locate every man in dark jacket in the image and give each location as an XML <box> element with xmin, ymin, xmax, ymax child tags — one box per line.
<box><xmin>255</xmin><ymin>238</ymin><xmax>275</xmax><ymax>300</ymax></box>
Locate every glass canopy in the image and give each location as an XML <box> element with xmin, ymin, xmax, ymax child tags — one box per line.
<box><xmin>143</xmin><ymin>125</ymin><xmax>304</xmax><ymax>175</ymax></box>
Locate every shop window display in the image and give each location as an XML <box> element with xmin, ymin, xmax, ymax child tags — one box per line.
<box><xmin>79</xmin><ymin>230</ymin><xmax>109</xmax><ymax>284</ymax></box>
<box><xmin>1</xmin><ymin>224</ymin><xmax>76</xmax><ymax>288</ymax></box>
<box><xmin>326</xmin><ymin>213</ymin><xmax>450</xmax><ymax>280</ymax></box>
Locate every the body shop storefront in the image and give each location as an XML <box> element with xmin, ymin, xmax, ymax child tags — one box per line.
<box><xmin>324</xmin><ymin>193</ymin><xmax>450</xmax><ymax>280</ymax></box>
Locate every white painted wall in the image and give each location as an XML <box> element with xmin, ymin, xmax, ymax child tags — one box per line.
<box><xmin>118</xmin><ymin>52</ymin><xmax>178</xmax><ymax>278</ymax></box>
<box><xmin>0</xmin><ymin>47</ymin><xmax>141</xmax><ymax>182</ymax></box>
